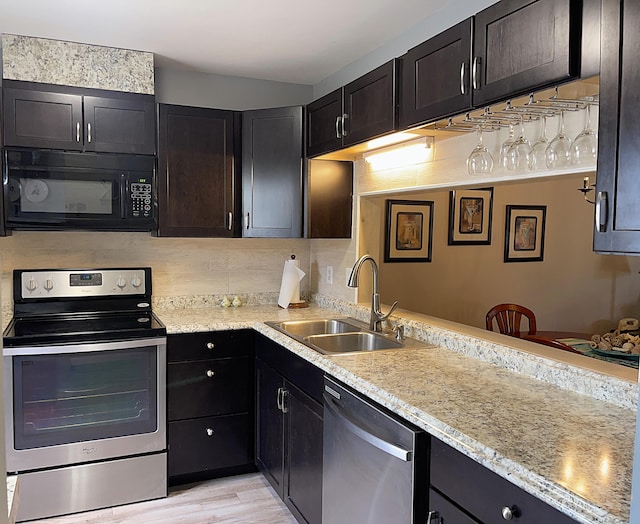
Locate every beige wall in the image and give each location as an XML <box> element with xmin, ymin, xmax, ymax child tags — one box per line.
<box><xmin>362</xmin><ymin>174</ymin><xmax>640</xmax><ymax>334</ymax></box>
<box><xmin>0</xmin><ymin>233</ymin><xmax>313</xmax><ymax>313</ymax></box>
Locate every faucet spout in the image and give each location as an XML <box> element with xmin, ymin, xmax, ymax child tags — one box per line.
<box><xmin>348</xmin><ymin>255</ymin><xmax>398</xmax><ymax>332</ymax></box>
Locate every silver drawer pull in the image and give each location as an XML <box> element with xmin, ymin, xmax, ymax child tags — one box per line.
<box><xmin>501</xmin><ymin>506</ymin><xmax>518</xmax><ymax>520</ymax></box>
<box><xmin>206</xmin><ymin>369</ymin><xmax>215</xmax><ymax>378</ymax></box>
<box><xmin>206</xmin><ymin>428</ymin><xmax>214</xmax><ymax>437</ymax></box>
<box><xmin>206</xmin><ymin>342</ymin><xmax>215</xmax><ymax>350</ymax></box>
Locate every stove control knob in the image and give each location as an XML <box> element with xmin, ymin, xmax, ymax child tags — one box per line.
<box><xmin>131</xmin><ymin>276</ymin><xmax>142</xmax><ymax>288</ymax></box>
<box><xmin>26</xmin><ymin>278</ymin><xmax>38</xmax><ymax>292</ymax></box>
<box><xmin>116</xmin><ymin>277</ymin><xmax>127</xmax><ymax>289</ymax></box>
<box><xmin>44</xmin><ymin>279</ymin><xmax>54</xmax><ymax>291</ymax></box>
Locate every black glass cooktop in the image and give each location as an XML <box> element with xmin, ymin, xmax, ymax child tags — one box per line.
<box><xmin>3</xmin><ymin>311</ymin><xmax>166</xmax><ymax>347</ymax></box>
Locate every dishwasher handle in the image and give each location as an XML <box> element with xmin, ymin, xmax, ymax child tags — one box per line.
<box><xmin>324</xmin><ymin>395</ymin><xmax>412</xmax><ymax>462</ymax></box>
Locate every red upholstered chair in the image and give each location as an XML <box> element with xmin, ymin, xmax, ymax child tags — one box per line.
<box><xmin>485</xmin><ymin>303</ymin><xmax>537</xmax><ymax>337</ymax></box>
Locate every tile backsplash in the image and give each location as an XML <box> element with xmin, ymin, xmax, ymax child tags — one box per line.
<box><xmin>0</xmin><ymin>232</ymin><xmax>359</xmax><ymax>317</ymax></box>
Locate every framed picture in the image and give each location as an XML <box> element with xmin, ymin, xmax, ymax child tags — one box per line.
<box><xmin>504</xmin><ymin>205</ymin><xmax>547</xmax><ymax>262</ymax></box>
<box><xmin>384</xmin><ymin>199</ymin><xmax>433</xmax><ymax>262</ymax></box>
<box><xmin>448</xmin><ymin>188</ymin><xmax>493</xmax><ymax>245</ymax></box>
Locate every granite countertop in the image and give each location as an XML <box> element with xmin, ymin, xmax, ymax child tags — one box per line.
<box><xmin>155</xmin><ymin>301</ymin><xmax>636</xmax><ymax>524</ymax></box>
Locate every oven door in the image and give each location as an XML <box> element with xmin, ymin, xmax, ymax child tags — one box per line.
<box><xmin>4</xmin><ymin>337</ymin><xmax>166</xmax><ymax>473</ymax></box>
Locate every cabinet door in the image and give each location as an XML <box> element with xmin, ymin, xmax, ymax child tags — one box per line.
<box><xmin>83</xmin><ymin>95</ymin><xmax>155</xmax><ymax>155</ymax></box>
<box><xmin>307</xmin><ymin>159</ymin><xmax>353</xmax><ymax>238</ymax></box>
<box><xmin>2</xmin><ymin>87</ymin><xmax>83</xmax><ymax>150</ymax></box>
<box><xmin>168</xmin><ymin>413</ymin><xmax>252</xmax><ymax>477</ymax></box>
<box><xmin>242</xmin><ymin>106</ymin><xmax>302</xmax><ymax>238</ymax></box>
<box><xmin>343</xmin><ymin>60</ymin><xmax>397</xmax><ymax>146</ymax></box>
<box><xmin>400</xmin><ymin>19</ymin><xmax>473</xmax><ymax>128</ymax></box>
<box><xmin>167</xmin><ymin>357</ymin><xmax>250</xmax><ymax>420</ymax></box>
<box><xmin>283</xmin><ymin>382</ymin><xmax>323</xmax><ymax>524</ymax></box>
<box><xmin>255</xmin><ymin>359</ymin><xmax>285</xmax><ymax>498</ymax></box>
<box><xmin>473</xmin><ymin>0</ymin><xmax>578</xmax><ymax>106</ymax></box>
<box><xmin>594</xmin><ymin>0</ymin><xmax>640</xmax><ymax>253</ymax></box>
<box><xmin>306</xmin><ymin>89</ymin><xmax>343</xmax><ymax>157</ymax></box>
<box><xmin>429</xmin><ymin>489</ymin><xmax>480</xmax><ymax>524</ymax></box>
<box><xmin>157</xmin><ymin>104</ymin><xmax>237</xmax><ymax>237</ymax></box>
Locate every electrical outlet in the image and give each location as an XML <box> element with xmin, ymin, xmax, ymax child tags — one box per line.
<box><xmin>326</xmin><ymin>266</ymin><xmax>333</xmax><ymax>285</ymax></box>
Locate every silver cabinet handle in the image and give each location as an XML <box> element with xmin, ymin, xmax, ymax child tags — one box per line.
<box><xmin>206</xmin><ymin>369</ymin><xmax>215</xmax><ymax>378</ymax></box>
<box><xmin>472</xmin><ymin>56</ymin><xmax>480</xmax><ymax>90</ymax></box>
<box><xmin>324</xmin><ymin>396</ymin><xmax>411</xmax><ymax>461</ymax></box>
<box><xmin>76</xmin><ymin>122</ymin><xmax>81</xmax><ymax>142</ymax></box>
<box><xmin>87</xmin><ymin>122</ymin><xmax>92</xmax><ymax>143</ymax></box>
<box><xmin>427</xmin><ymin>511</ymin><xmax>441</xmax><ymax>523</ymax></box>
<box><xmin>281</xmin><ymin>389</ymin><xmax>289</xmax><ymax>413</ymax></box>
<box><xmin>460</xmin><ymin>62</ymin><xmax>466</xmax><ymax>95</ymax></box>
<box><xmin>245</xmin><ymin>213</ymin><xmax>250</xmax><ymax>229</ymax></box>
<box><xmin>501</xmin><ymin>506</ymin><xmax>518</xmax><ymax>520</ymax></box>
<box><xmin>227</xmin><ymin>212</ymin><xmax>233</xmax><ymax>231</ymax></box>
<box><xmin>335</xmin><ymin>115</ymin><xmax>341</xmax><ymax>139</ymax></box>
<box><xmin>206</xmin><ymin>342</ymin><xmax>215</xmax><ymax>350</ymax></box>
<box><xmin>276</xmin><ymin>387</ymin><xmax>283</xmax><ymax>411</ymax></box>
<box><xmin>206</xmin><ymin>428</ymin><xmax>214</xmax><ymax>437</ymax></box>
<box><xmin>341</xmin><ymin>113</ymin><xmax>348</xmax><ymax>137</ymax></box>
<box><xmin>595</xmin><ymin>191</ymin><xmax>608</xmax><ymax>233</ymax></box>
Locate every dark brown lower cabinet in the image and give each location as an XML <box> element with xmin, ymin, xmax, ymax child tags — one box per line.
<box><xmin>429</xmin><ymin>438</ymin><xmax>578</xmax><ymax>523</ymax></box>
<box><xmin>167</xmin><ymin>330</ymin><xmax>255</xmax><ymax>485</ymax></box>
<box><xmin>255</xmin><ymin>335</ymin><xmax>323</xmax><ymax>524</ymax></box>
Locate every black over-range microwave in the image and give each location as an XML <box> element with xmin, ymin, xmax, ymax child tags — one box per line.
<box><xmin>2</xmin><ymin>148</ymin><xmax>156</xmax><ymax>231</ymax></box>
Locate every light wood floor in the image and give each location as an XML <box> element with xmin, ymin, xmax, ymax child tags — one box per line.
<box><xmin>28</xmin><ymin>473</ymin><xmax>298</xmax><ymax>524</ymax></box>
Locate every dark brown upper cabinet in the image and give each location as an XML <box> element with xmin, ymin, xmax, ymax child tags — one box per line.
<box><xmin>307</xmin><ymin>60</ymin><xmax>397</xmax><ymax>157</ymax></box>
<box><xmin>2</xmin><ymin>80</ymin><xmax>155</xmax><ymax>155</ymax></box>
<box><xmin>157</xmin><ymin>104</ymin><xmax>239</xmax><ymax>237</ymax></box>
<box><xmin>306</xmin><ymin>159</ymin><xmax>353</xmax><ymax>239</ymax></box>
<box><xmin>593</xmin><ymin>0</ymin><xmax>640</xmax><ymax>254</ymax></box>
<box><xmin>242</xmin><ymin>106</ymin><xmax>303</xmax><ymax>238</ymax></box>
<box><xmin>472</xmin><ymin>0</ymin><xmax>580</xmax><ymax>107</ymax></box>
<box><xmin>400</xmin><ymin>18</ymin><xmax>473</xmax><ymax>129</ymax></box>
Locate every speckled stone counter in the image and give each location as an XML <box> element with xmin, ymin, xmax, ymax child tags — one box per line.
<box><xmin>155</xmin><ymin>300</ymin><xmax>636</xmax><ymax>524</ymax></box>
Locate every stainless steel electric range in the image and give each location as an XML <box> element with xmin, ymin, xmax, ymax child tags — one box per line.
<box><xmin>2</xmin><ymin>267</ymin><xmax>167</xmax><ymax>522</ymax></box>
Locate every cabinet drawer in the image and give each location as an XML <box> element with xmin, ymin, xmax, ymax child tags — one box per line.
<box><xmin>168</xmin><ymin>357</ymin><xmax>251</xmax><ymax>420</ymax></box>
<box><xmin>429</xmin><ymin>488</ymin><xmax>479</xmax><ymax>524</ymax></box>
<box><xmin>167</xmin><ymin>330</ymin><xmax>254</xmax><ymax>362</ymax></box>
<box><xmin>430</xmin><ymin>438</ymin><xmax>577</xmax><ymax>523</ymax></box>
<box><xmin>168</xmin><ymin>413</ymin><xmax>252</xmax><ymax>477</ymax></box>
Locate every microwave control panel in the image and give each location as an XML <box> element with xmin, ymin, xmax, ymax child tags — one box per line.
<box><xmin>129</xmin><ymin>176</ymin><xmax>153</xmax><ymax>219</ymax></box>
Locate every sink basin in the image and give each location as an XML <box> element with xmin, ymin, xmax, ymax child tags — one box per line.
<box><xmin>269</xmin><ymin>319</ymin><xmax>362</xmax><ymax>337</ymax></box>
<box><xmin>303</xmin><ymin>332</ymin><xmax>403</xmax><ymax>355</ymax></box>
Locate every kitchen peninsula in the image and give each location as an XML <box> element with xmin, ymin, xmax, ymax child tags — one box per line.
<box><xmin>154</xmin><ymin>295</ymin><xmax>637</xmax><ymax>524</ymax></box>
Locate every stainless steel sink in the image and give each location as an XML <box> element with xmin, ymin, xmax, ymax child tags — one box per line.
<box><xmin>265</xmin><ymin>317</ymin><xmax>426</xmax><ymax>355</ymax></box>
<box><xmin>272</xmin><ymin>319</ymin><xmax>361</xmax><ymax>337</ymax></box>
<box><xmin>303</xmin><ymin>332</ymin><xmax>403</xmax><ymax>354</ymax></box>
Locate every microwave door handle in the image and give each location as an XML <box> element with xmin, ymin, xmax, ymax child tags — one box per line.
<box><xmin>120</xmin><ymin>174</ymin><xmax>127</xmax><ymax>219</ymax></box>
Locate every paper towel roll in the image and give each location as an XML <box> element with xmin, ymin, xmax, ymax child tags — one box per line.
<box><xmin>278</xmin><ymin>258</ymin><xmax>305</xmax><ymax>308</ymax></box>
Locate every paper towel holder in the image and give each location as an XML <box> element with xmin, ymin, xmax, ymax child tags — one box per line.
<box><xmin>278</xmin><ymin>255</ymin><xmax>308</xmax><ymax>309</ymax></box>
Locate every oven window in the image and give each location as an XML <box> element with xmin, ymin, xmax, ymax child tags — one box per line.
<box><xmin>13</xmin><ymin>346</ymin><xmax>158</xmax><ymax>450</ymax></box>
<box><xmin>19</xmin><ymin>177</ymin><xmax>114</xmax><ymax>215</ymax></box>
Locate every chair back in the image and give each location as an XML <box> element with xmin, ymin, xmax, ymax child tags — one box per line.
<box><xmin>485</xmin><ymin>303</ymin><xmax>537</xmax><ymax>336</ymax></box>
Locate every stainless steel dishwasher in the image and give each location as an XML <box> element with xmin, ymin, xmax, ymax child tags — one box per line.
<box><xmin>322</xmin><ymin>377</ymin><xmax>428</xmax><ymax>524</ymax></box>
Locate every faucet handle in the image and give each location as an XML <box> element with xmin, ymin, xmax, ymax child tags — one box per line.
<box><xmin>378</xmin><ymin>301</ymin><xmax>398</xmax><ymax>321</ymax></box>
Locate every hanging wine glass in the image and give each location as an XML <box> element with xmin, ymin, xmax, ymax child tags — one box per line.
<box><xmin>527</xmin><ymin>115</ymin><xmax>549</xmax><ymax>171</ymax></box>
<box><xmin>467</xmin><ymin>125</ymin><xmax>494</xmax><ymax>176</ymax></box>
<box><xmin>571</xmin><ymin>104</ymin><xmax>598</xmax><ymax>166</ymax></box>
<box><xmin>545</xmin><ymin>111</ymin><xmax>571</xmax><ymax>169</ymax></box>
<box><xmin>506</xmin><ymin>116</ymin><xmax>532</xmax><ymax>171</ymax></box>
<box><xmin>499</xmin><ymin>123</ymin><xmax>515</xmax><ymax>169</ymax></box>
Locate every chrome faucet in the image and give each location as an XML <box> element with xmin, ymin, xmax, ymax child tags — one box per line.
<box><xmin>348</xmin><ymin>255</ymin><xmax>398</xmax><ymax>332</ymax></box>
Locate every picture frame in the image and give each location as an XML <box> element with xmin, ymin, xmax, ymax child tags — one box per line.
<box><xmin>384</xmin><ymin>199</ymin><xmax>433</xmax><ymax>262</ymax></box>
<box><xmin>504</xmin><ymin>205</ymin><xmax>547</xmax><ymax>262</ymax></box>
<box><xmin>448</xmin><ymin>187</ymin><xmax>493</xmax><ymax>245</ymax></box>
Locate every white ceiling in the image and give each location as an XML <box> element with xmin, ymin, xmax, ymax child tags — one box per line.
<box><xmin>0</xmin><ymin>0</ymin><xmax>448</xmax><ymax>85</ymax></box>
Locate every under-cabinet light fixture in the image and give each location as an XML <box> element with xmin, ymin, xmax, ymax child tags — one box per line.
<box><xmin>363</xmin><ymin>136</ymin><xmax>434</xmax><ymax>170</ymax></box>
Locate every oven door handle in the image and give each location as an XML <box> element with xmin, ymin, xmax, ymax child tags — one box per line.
<box><xmin>3</xmin><ymin>337</ymin><xmax>166</xmax><ymax>356</ymax></box>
